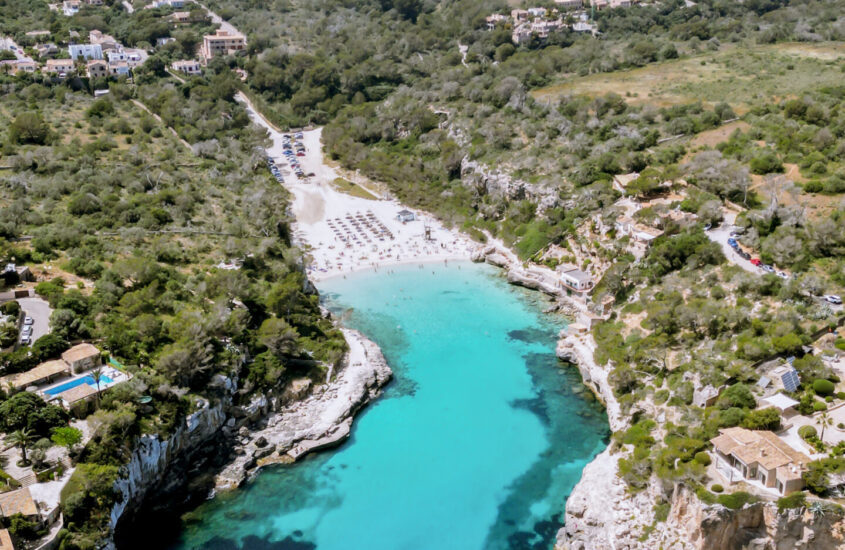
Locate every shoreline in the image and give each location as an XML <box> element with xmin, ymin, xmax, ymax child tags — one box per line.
<box><xmin>213</xmin><ymin>328</ymin><xmax>392</xmax><ymax>491</ymax></box>
<box><xmin>236</xmin><ymin>95</ymin><xmax>620</xmax><ymax>547</ymax></box>
<box><xmin>238</xmin><ymin>93</ymin><xmax>476</xmax><ymax>282</ymax></box>
<box><xmin>310</xmin><ymin>254</ymin><xmax>473</xmax><ymax>282</ymax></box>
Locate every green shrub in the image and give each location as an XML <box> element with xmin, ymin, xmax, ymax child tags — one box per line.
<box><xmin>799</xmin><ymin>425</ymin><xmax>818</xmax><ymax>439</ymax></box>
<box><xmin>813</xmin><ymin>401</ymin><xmax>828</xmax><ymax>412</ymax></box>
<box><xmin>653</xmin><ymin>502</ymin><xmax>671</xmax><ymax>522</ymax></box>
<box><xmin>813</xmin><ymin>379</ymin><xmax>836</xmax><ymax>396</ymax></box>
<box><xmin>717</xmin><ymin>383</ymin><xmax>756</xmax><ymax>409</ymax></box>
<box><xmin>618</xmin><ymin>420</ymin><xmax>657</xmax><ymax>447</ymax></box>
<box><xmin>776</xmin><ymin>491</ymin><xmax>806</xmax><ymax>512</ymax></box>
<box><xmin>711</xmin><ymin>484</ymin><xmax>724</xmax><ymax>493</ymax></box>
<box><xmin>750</xmin><ymin>151</ymin><xmax>783</xmax><ymax>175</ymax></box>
<box><xmin>717</xmin><ymin>491</ymin><xmax>757</xmax><ymax>510</ymax></box>
<box><xmin>741</xmin><ymin>407</ymin><xmax>781</xmax><ymax>431</ymax></box>
<box><xmin>695</xmin><ymin>486</ymin><xmax>717</xmax><ymax>504</ymax></box>
<box><xmin>0</xmin><ymin>301</ymin><xmax>20</xmax><ymax>316</ymax></box>
<box><xmin>694</xmin><ymin>451</ymin><xmax>712</xmax><ymax>466</ymax></box>
<box><xmin>654</xmin><ymin>389</ymin><xmax>670</xmax><ymax>404</ymax></box>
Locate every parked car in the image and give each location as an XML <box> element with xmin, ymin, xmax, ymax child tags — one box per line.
<box><xmin>761</xmin><ymin>264</ymin><xmax>775</xmax><ymax>273</ymax></box>
<box><xmin>727</xmin><ymin>238</ymin><xmax>737</xmax><ymax>247</ymax></box>
<box><xmin>741</xmin><ymin>251</ymin><xmax>751</xmax><ymax>260</ymax></box>
<box><xmin>20</xmin><ymin>335</ymin><xmax>31</xmax><ymax>345</ymax></box>
<box><xmin>21</xmin><ymin>325</ymin><xmax>32</xmax><ymax>336</ymax></box>
<box><xmin>24</xmin><ymin>316</ymin><xmax>33</xmax><ymax>325</ymax></box>
<box><xmin>824</xmin><ymin>295</ymin><xmax>842</xmax><ymax>304</ymax></box>
<box><xmin>777</xmin><ymin>272</ymin><xmax>789</xmax><ymax>280</ymax></box>
<box><xmin>750</xmin><ymin>258</ymin><xmax>761</xmax><ymax>266</ymax></box>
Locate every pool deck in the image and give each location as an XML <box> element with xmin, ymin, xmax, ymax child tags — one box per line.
<box><xmin>38</xmin><ymin>366</ymin><xmax>130</xmax><ymax>402</ymax></box>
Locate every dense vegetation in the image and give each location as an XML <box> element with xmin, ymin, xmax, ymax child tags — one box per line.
<box><xmin>4</xmin><ymin>0</ymin><xmax>845</xmax><ymax>544</ymax></box>
<box><xmin>0</xmin><ymin>73</ymin><xmax>345</xmax><ymax>547</ymax></box>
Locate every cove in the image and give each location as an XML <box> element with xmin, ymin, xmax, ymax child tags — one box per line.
<box><xmin>169</xmin><ymin>262</ymin><xmax>609</xmax><ymax>550</ymax></box>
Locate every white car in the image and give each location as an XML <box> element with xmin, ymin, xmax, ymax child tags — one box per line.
<box><xmin>824</xmin><ymin>295</ymin><xmax>842</xmax><ymax>305</ymax></box>
<box><xmin>23</xmin><ymin>316</ymin><xmax>33</xmax><ymax>325</ymax></box>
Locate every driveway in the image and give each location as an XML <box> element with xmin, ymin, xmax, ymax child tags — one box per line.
<box><xmin>17</xmin><ymin>296</ymin><xmax>52</xmax><ymax>344</ymax></box>
<box><xmin>706</xmin><ymin>223</ymin><xmax>760</xmax><ymax>274</ymax></box>
<box><xmin>0</xmin><ymin>37</ymin><xmax>34</xmax><ymax>62</ymax></box>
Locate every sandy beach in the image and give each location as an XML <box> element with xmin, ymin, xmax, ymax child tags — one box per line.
<box><xmin>238</xmin><ymin>95</ymin><xmax>476</xmax><ymax>281</ymax></box>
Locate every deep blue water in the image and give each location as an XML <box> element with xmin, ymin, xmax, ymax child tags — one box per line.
<box><xmin>170</xmin><ymin>262</ymin><xmax>609</xmax><ymax>550</ymax></box>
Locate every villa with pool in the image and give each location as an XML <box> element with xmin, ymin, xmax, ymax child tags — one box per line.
<box><xmin>0</xmin><ymin>343</ymin><xmax>129</xmax><ymax>409</ymax></box>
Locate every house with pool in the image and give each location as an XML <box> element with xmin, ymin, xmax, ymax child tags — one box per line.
<box><xmin>0</xmin><ymin>343</ymin><xmax>129</xmax><ymax>410</ymax></box>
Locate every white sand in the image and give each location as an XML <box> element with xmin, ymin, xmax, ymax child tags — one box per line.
<box><xmin>239</xmin><ymin>94</ymin><xmax>476</xmax><ymax>281</ymax></box>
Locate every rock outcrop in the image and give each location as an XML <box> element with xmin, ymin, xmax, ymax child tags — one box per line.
<box><xmin>461</xmin><ymin>157</ymin><xmax>560</xmax><ymax>212</ymax></box>
<box><xmin>106</xmin><ymin>329</ymin><xmax>391</xmax><ymax>549</ymax></box>
<box><xmin>214</xmin><ymin>328</ymin><xmax>391</xmax><ymax>489</ymax></box>
<box><xmin>473</xmin><ymin>243</ymin><xmax>592</xmax><ymax>311</ymax></box>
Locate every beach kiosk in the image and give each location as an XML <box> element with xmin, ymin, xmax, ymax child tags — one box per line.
<box><xmin>397</xmin><ymin>209</ymin><xmax>415</xmax><ymax>222</ymax></box>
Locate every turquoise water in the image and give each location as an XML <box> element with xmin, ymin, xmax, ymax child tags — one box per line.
<box><xmin>44</xmin><ymin>375</ymin><xmax>114</xmax><ymax>396</ymax></box>
<box><xmin>170</xmin><ymin>262</ymin><xmax>609</xmax><ymax>550</ymax></box>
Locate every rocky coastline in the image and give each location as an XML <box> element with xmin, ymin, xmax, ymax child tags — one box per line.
<box><xmin>106</xmin><ymin>328</ymin><xmax>392</xmax><ymax>549</ymax></box>
<box><xmin>214</xmin><ymin>328</ymin><xmax>392</xmax><ymax>490</ymax></box>
<box><xmin>472</xmin><ymin>243</ymin><xmax>845</xmax><ymax>550</ymax></box>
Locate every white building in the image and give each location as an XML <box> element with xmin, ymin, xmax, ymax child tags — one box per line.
<box><xmin>109</xmin><ymin>61</ymin><xmax>130</xmax><ymax>76</ymax></box>
<box><xmin>397</xmin><ymin>209</ymin><xmax>416</xmax><ymax>222</ymax></box>
<box><xmin>62</xmin><ymin>0</ymin><xmax>81</xmax><ymax>16</ymax></box>
<box><xmin>171</xmin><ymin>59</ymin><xmax>201</xmax><ymax>75</ymax></box>
<box><xmin>145</xmin><ymin>0</ymin><xmax>186</xmax><ymax>7</ymax></box>
<box><xmin>614</xmin><ymin>217</ymin><xmax>663</xmax><ymax>245</ymax></box>
<box><xmin>485</xmin><ymin>14</ymin><xmax>508</xmax><ymax>29</ymax></box>
<box><xmin>69</xmin><ymin>43</ymin><xmax>103</xmax><ymax>61</ymax></box>
<box><xmin>558</xmin><ymin>266</ymin><xmax>594</xmax><ymax>292</ymax></box>
<box><xmin>107</xmin><ymin>50</ymin><xmax>127</xmax><ymax>63</ymax></box>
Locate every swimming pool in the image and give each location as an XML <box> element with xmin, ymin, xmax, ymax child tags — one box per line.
<box><xmin>44</xmin><ymin>374</ymin><xmax>113</xmax><ymax>396</ymax></box>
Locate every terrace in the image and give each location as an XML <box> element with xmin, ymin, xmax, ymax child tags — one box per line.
<box><xmin>39</xmin><ymin>365</ymin><xmax>128</xmax><ymax>408</ymax></box>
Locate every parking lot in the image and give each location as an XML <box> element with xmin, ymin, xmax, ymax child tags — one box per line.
<box><xmin>265</xmin><ymin>131</ymin><xmax>313</xmax><ymax>184</ymax></box>
<box><xmin>16</xmin><ymin>296</ymin><xmax>51</xmax><ymax>346</ymax></box>
<box><xmin>706</xmin><ymin>223</ymin><xmax>790</xmax><ymax>280</ymax></box>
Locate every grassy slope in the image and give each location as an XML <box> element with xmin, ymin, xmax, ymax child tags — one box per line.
<box><xmin>532</xmin><ymin>42</ymin><xmax>845</xmax><ymax>111</ymax></box>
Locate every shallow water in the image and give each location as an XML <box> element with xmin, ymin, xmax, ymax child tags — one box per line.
<box><xmin>169</xmin><ymin>262</ymin><xmax>609</xmax><ymax>550</ymax></box>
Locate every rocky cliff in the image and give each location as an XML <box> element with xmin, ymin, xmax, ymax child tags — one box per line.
<box><xmin>555</xmin><ymin>334</ymin><xmax>845</xmax><ymax>550</ymax></box>
<box><xmin>471</xmin><ymin>212</ymin><xmax>845</xmax><ymax>550</ymax></box>
<box><xmin>104</xmin><ymin>329</ymin><xmax>392</xmax><ymax>549</ymax></box>
<box><xmin>460</xmin><ymin>157</ymin><xmax>561</xmax><ymax>212</ymax></box>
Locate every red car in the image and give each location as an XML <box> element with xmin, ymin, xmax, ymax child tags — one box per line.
<box><xmin>750</xmin><ymin>258</ymin><xmax>761</xmax><ymax>266</ymax></box>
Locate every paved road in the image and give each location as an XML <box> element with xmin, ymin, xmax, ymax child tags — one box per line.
<box><xmin>17</xmin><ymin>296</ymin><xmax>52</xmax><ymax>345</ymax></box>
<box><xmin>706</xmin><ymin>223</ymin><xmax>759</xmax><ymax>274</ymax></box>
<box><xmin>0</xmin><ymin>37</ymin><xmax>34</xmax><ymax>62</ymax></box>
<box><xmin>193</xmin><ymin>0</ymin><xmax>242</xmax><ymax>37</ymax></box>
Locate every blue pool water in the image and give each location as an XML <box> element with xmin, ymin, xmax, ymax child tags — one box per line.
<box><xmin>170</xmin><ymin>262</ymin><xmax>609</xmax><ymax>550</ymax></box>
<box><xmin>44</xmin><ymin>374</ymin><xmax>113</xmax><ymax>396</ymax></box>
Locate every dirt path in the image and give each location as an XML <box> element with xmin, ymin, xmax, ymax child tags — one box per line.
<box><xmin>130</xmin><ymin>99</ymin><xmax>193</xmax><ymax>152</ymax></box>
